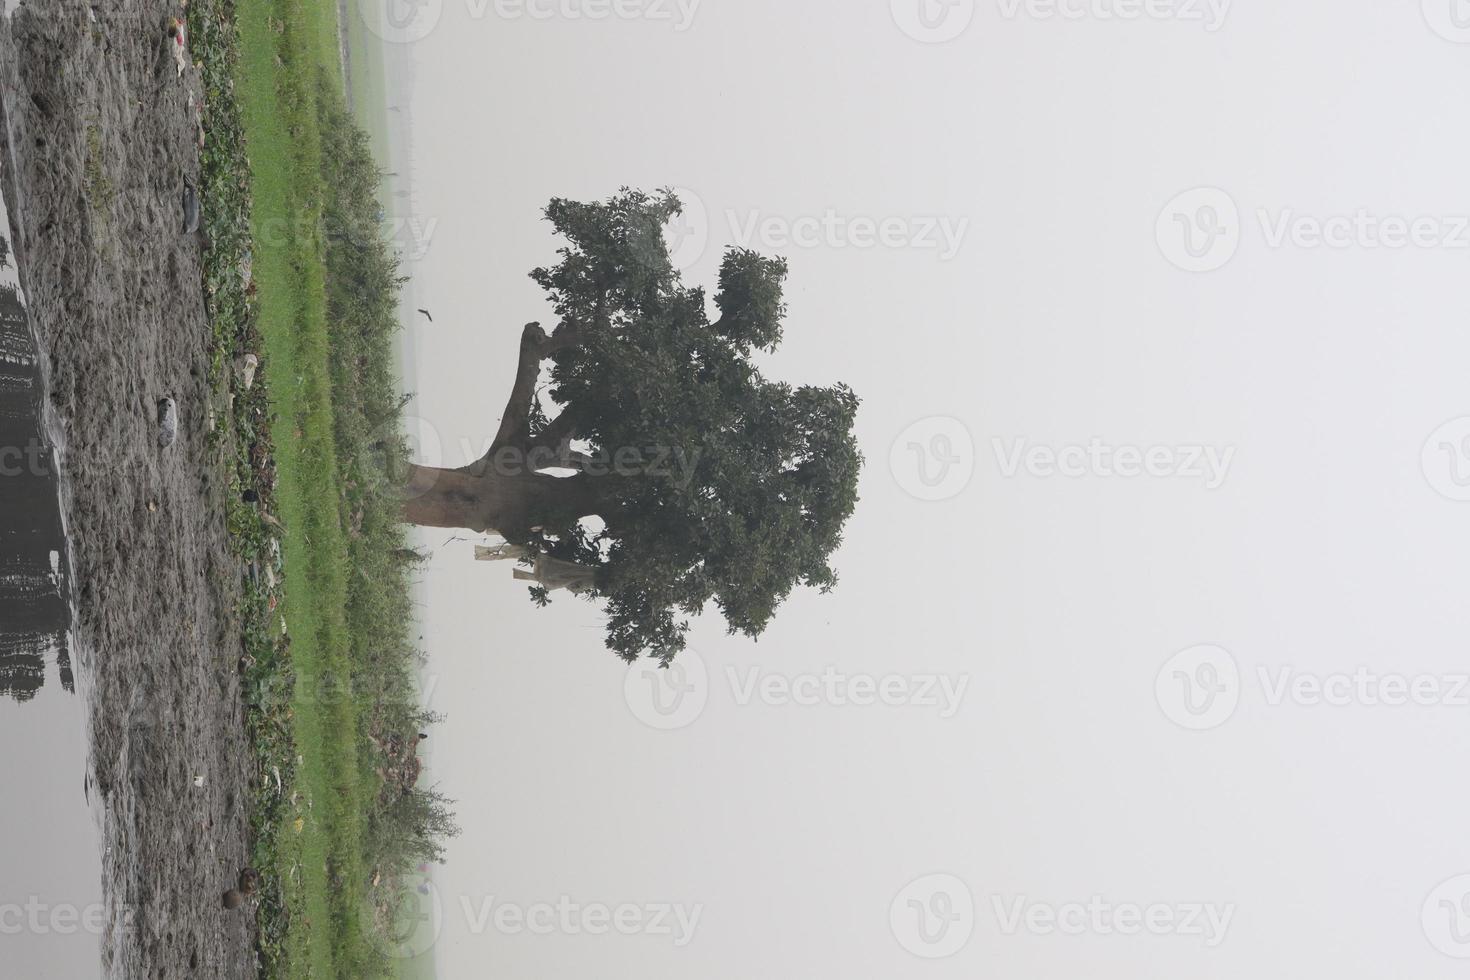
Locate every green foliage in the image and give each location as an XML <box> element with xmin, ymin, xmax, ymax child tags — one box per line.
<box><xmin>531</xmin><ymin>189</ymin><xmax>863</xmax><ymax>664</ymax></box>
<box><xmin>194</xmin><ymin>0</ymin><xmax>456</xmax><ymax>975</ymax></box>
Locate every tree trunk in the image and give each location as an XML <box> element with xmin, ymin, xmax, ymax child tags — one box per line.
<box><xmin>400</xmin><ymin>463</ymin><xmax>604</xmax><ymax>536</ymax></box>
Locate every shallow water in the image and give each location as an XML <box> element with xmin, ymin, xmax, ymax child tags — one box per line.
<box><xmin>0</xmin><ymin>159</ymin><xmax>71</xmax><ymax>700</ymax></box>
<box><xmin>0</xmin><ymin>156</ymin><xmax>105</xmax><ymax>977</ymax></box>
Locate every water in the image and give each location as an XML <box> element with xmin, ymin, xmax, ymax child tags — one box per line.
<box><xmin>0</xmin><ymin>151</ymin><xmax>106</xmax><ymax>977</ymax></box>
<box><xmin>0</xmin><ymin>164</ymin><xmax>70</xmax><ymax>699</ymax></box>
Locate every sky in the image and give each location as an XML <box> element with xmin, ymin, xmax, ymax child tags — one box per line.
<box><xmin>365</xmin><ymin>1</ymin><xmax>1470</xmax><ymax>976</ymax></box>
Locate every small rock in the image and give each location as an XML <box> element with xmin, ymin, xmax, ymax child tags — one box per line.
<box><xmin>157</xmin><ymin>398</ymin><xmax>178</xmax><ymax>447</ymax></box>
<box><xmin>193</xmin><ymin>775</ymin><xmax>205</xmax><ymax>788</ymax></box>
<box><xmin>182</xmin><ymin>184</ymin><xmax>200</xmax><ymax>234</ymax></box>
<box><xmin>233</xmin><ymin>353</ymin><xmax>259</xmax><ymax>390</ymax></box>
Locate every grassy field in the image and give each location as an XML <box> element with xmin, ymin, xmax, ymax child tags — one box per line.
<box><xmin>189</xmin><ymin>0</ymin><xmax>454</xmax><ymax>975</ymax></box>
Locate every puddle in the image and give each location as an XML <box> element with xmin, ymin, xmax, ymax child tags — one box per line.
<box><xmin>0</xmin><ymin>151</ymin><xmax>105</xmax><ymax>978</ymax></box>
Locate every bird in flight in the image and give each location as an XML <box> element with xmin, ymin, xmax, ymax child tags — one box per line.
<box><xmin>417</xmin><ymin>308</ymin><xmax>434</xmax><ymax>323</ymax></box>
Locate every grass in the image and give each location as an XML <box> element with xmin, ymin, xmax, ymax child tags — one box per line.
<box><xmin>188</xmin><ymin>0</ymin><xmax>456</xmax><ymax>975</ymax></box>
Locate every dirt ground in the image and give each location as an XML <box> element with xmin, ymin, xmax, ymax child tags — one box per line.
<box><xmin>1</xmin><ymin>2</ymin><xmax>258</xmax><ymax>975</ymax></box>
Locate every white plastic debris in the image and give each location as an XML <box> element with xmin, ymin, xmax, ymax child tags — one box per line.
<box><xmin>234</xmin><ymin>353</ymin><xmax>259</xmax><ymax>390</ymax></box>
<box><xmin>170</xmin><ymin>19</ymin><xmax>189</xmax><ymax>77</ymax></box>
<box><xmin>157</xmin><ymin>397</ymin><xmax>178</xmax><ymax>447</ymax></box>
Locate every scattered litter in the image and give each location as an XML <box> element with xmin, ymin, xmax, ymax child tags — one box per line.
<box><xmin>182</xmin><ymin>183</ymin><xmax>200</xmax><ymax>234</ymax></box>
<box><xmin>193</xmin><ymin>775</ymin><xmax>205</xmax><ymax>788</ymax></box>
<box><xmin>168</xmin><ymin>18</ymin><xmax>189</xmax><ymax>78</ymax></box>
<box><xmin>157</xmin><ymin>397</ymin><xmax>178</xmax><ymax>447</ymax></box>
<box><xmin>186</xmin><ymin>90</ymin><xmax>205</xmax><ymax>149</ymax></box>
<box><xmin>233</xmin><ymin>353</ymin><xmax>258</xmax><ymax>390</ymax></box>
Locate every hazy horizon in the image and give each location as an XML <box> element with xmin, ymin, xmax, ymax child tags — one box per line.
<box><xmin>360</xmin><ymin>1</ymin><xmax>1470</xmax><ymax>976</ymax></box>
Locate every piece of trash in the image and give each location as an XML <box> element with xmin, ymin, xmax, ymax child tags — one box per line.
<box><xmin>157</xmin><ymin>397</ymin><xmax>178</xmax><ymax>447</ymax></box>
<box><xmin>182</xmin><ymin>183</ymin><xmax>200</xmax><ymax>234</ymax></box>
<box><xmin>233</xmin><ymin>353</ymin><xmax>258</xmax><ymax>390</ymax></box>
<box><xmin>193</xmin><ymin>775</ymin><xmax>205</xmax><ymax>788</ymax></box>
<box><xmin>168</xmin><ymin>19</ymin><xmax>188</xmax><ymax>77</ymax></box>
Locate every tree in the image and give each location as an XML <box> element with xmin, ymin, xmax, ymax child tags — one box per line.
<box><xmin>401</xmin><ymin>189</ymin><xmax>862</xmax><ymax>663</ymax></box>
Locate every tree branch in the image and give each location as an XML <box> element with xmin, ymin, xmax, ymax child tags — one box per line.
<box><xmin>468</xmin><ymin>321</ymin><xmax>589</xmax><ymax>477</ymax></box>
<box><xmin>527</xmin><ymin>407</ymin><xmax>581</xmax><ymax>451</ymax></box>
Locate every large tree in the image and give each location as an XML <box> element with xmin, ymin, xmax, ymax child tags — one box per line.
<box><xmin>401</xmin><ymin>189</ymin><xmax>861</xmax><ymax>663</ymax></box>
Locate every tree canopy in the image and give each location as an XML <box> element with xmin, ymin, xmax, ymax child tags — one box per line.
<box><xmin>422</xmin><ymin>188</ymin><xmax>862</xmax><ymax>664</ymax></box>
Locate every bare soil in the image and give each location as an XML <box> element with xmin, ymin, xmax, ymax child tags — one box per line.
<box><xmin>1</xmin><ymin>1</ymin><xmax>258</xmax><ymax>975</ymax></box>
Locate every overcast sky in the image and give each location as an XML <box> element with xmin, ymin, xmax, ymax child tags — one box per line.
<box><xmin>367</xmin><ymin>1</ymin><xmax>1470</xmax><ymax>976</ymax></box>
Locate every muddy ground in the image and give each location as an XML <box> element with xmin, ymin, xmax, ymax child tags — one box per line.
<box><xmin>1</xmin><ymin>1</ymin><xmax>257</xmax><ymax>975</ymax></box>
